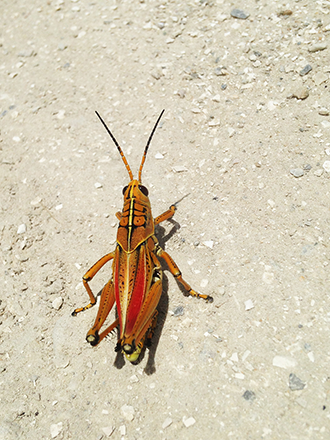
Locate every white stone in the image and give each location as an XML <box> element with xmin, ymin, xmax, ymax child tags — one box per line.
<box><xmin>262</xmin><ymin>272</ymin><xmax>274</xmax><ymax>284</ymax></box>
<box><xmin>228</xmin><ymin>127</ymin><xmax>235</xmax><ymax>137</ymax></box>
<box><xmin>162</xmin><ymin>417</ymin><xmax>173</xmax><ymax>429</ymax></box>
<box><xmin>172</xmin><ymin>165</ymin><xmax>188</xmax><ymax>173</ymax></box>
<box><xmin>234</xmin><ymin>372</ymin><xmax>245</xmax><ymax>379</ymax></box>
<box><xmin>17</xmin><ymin>224</ymin><xmax>27</xmax><ymax>234</ymax></box>
<box><xmin>50</xmin><ymin>422</ymin><xmax>63</xmax><ymax>438</ymax></box>
<box><xmin>273</xmin><ymin>355</ymin><xmax>297</xmax><ymax>369</ymax></box>
<box><xmin>245</xmin><ymin>299</ymin><xmax>254</xmax><ymax>311</ymax></box>
<box><xmin>31</xmin><ymin>196</ymin><xmax>42</xmax><ymax>205</ymax></box>
<box><xmin>52</xmin><ymin>297</ymin><xmax>63</xmax><ymax>310</ymax></box>
<box><xmin>321</xmin><ymin>121</ymin><xmax>330</xmax><ymax>129</ymax></box>
<box><xmin>121</xmin><ymin>404</ymin><xmax>135</xmax><ymax>421</ymax></box>
<box><xmin>323</xmin><ymin>161</ymin><xmax>330</xmax><ymax>173</ymax></box>
<box><xmin>102</xmin><ymin>426</ymin><xmax>115</xmax><ymax>437</ymax></box>
<box><xmin>308</xmin><ymin>351</ymin><xmax>315</xmax><ymax>362</ymax></box>
<box><xmin>56</xmin><ymin>110</ymin><xmax>65</xmax><ymax>119</ymax></box>
<box><xmin>182</xmin><ymin>416</ymin><xmax>196</xmax><ymax>428</ymax></box>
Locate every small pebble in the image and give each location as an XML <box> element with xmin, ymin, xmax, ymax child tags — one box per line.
<box><xmin>52</xmin><ymin>297</ymin><xmax>64</xmax><ymax>310</ymax></box>
<box><xmin>273</xmin><ymin>355</ymin><xmax>297</xmax><ymax>369</ymax></box>
<box><xmin>289</xmin><ymin>87</ymin><xmax>309</xmax><ymax>100</ymax></box>
<box><xmin>228</xmin><ymin>127</ymin><xmax>235</xmax><ymax>137</ymax></box>
<box><xmin>203</xmin><ymin>240</ymin><xmax>214</xmax><ymax>249</ymax></box>
<box><xmin>243</xmin><ymin>390</ymin><xmax>256</xmax><ymax>401</ymax></box>
<box><xmin>119</xmin><ymin>426</ymin><xmax>126</xmax><ymax>436</ymax></box>
<box><xmin>31</xmin><ymin>196</ymin><xmax>42</xmax><ymax>206</ymax></box>
<box><xmin>321</xmin><ymin>120</ymin><xmax>330</xmax><ymax>129</ymax></box>
<box><xmin>319</xmin><ymin>108</ymin><xmax>329</xmax><ymax>116</ymax></box>
<box><xmin>151</xmin><ymin>69</ymin><xmax>163</xmax><ymax>80</ymax></box>
<box><xmin>314</xmin><ymin>169</ymin><xmax>324</xmax><ymax>177</ymax></box>
<box><xmin>214</xmin><ymin>67</ymin><xmax>227</xmax><ymax>76</ymax></box>
<box><xmin>323</xmin><ymin>161</ymin><xmax>330</xmax><ymax>173</ymax></box>
<box><xmin>299</xmin><ymin>64</ymin><xmax>312</xmax><ymax>76</ymax></box>
<box><xmin>235</xmin><ymin>373</ymin><xmax>245</xmax><ymax>380</ymax></box>
<box><xmin>102</xmin><ymin>426</ymin><xmax>115</xmax><ymax>437</ymax></box>
<box><xmin>50</xmin><ymin>422</ymin><xmax>63</xmax><ymax>439</ymax></box>
<box><xmin>308</xmin><ymin>42</ymin><xmax>327</xmax><ymax>53</ymax></box>
<box><xmin>245</xmin><ymin>299</ymin><xmax>254</xmax><ymax>311</ymax></box>
<box><xmin>17</xmin><ymin>224</ymin><xmax>27</xmax><ymax>234</ymax></box>
<box><xmin>307</xmin><ymin>352</ymin><xmax>315</xmax><ymax>362</ymax></box>
<box><xmin>121</xmin><ymin>404</ymin><xmax>135</xmax><ymax>421</ymax></box>
<box><xmin>262</xmin><ymin>272</ymin><xmax>274</xmax><ymax>284</ymax></box>
<box><xmin>182</xmin><ymin>416</ymin><xmax>196</xmax><ymax>428</ymax></box>
<box><xmin>18</xmin><ymin>49</ymin><xmax>35</xmax><ymax>57</ymax></box>
<box><xmin>230</xmin><ymin>9</ymin><xmax>249</xmax><ymax>19</ymax></box>
<box><xmin>290</xmin><ymin>168</ymin><xmax>304</xmax><ymax>178</ymax></box>
<box><xmin>176</xmin><ymin>89</ymin><xmax>186</xmax><ymax>98</ymax></box>
<box><xmin>94</xmin><ymin>182</ymin><xmax>103</xmax><ymax>189</ymax></box>
<box><xmin>289</xmin><ymin>373</ymin><xmax>305</xmax><ymax>391</ymax></box>
<box><xmin>155</xmin><ymin>152</ymin><xmax>164</xmax><ymax>159</ymax></box>
<box><xmin>56</xmin><ymin>109</ymin><xmax>65</xmax><ymax>120</ymax></box>
<box><xmin>173</xmin><ymin>305</ymin><xmax>184</xmax><ymax>317</ymax></box>
<box><xmin>58</xmin><ymin>43</ymin><xmax>68</xmax><ymax>51</ymax></box>
<box><xmin>278</xmin><ymin>10</ymin><xmax>292</xmax><ymax>16</ymax></box>
<box><xmin>162</xmin><ymin>418</ymin><xmax>173</xmax><ymax>429</ymax></box>
<box><xmin>172</xmin><ymin>165</ymin><xmax>188</xmax><ymax>173</ymax></box>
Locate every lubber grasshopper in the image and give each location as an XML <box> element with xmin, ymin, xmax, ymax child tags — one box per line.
<box><xmin>72</xmin><ymin>110</ymin><xmax>213</xmax><ymax>362</ymax></box>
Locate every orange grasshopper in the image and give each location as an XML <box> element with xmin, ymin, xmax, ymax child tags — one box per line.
<box><xmin>72</xmin><ymin>110</ymin><xmax>213</xmax><ymax>362</ymax></box>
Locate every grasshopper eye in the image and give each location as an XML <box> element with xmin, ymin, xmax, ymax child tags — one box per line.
<box><xmin>139</xmin><ymin>185</ymin><xmax>149</xmax><ymax>196</ymax></box>
<box><xmin>122</xmin><ymin>185</ymin><xmax>128</xmax><ymax>195</ymax></box>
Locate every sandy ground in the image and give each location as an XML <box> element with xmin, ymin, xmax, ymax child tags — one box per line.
<box><xmin>1</xmin><ymin>0</ymin><xmax>330</xmax><ymax>439</ymax></box>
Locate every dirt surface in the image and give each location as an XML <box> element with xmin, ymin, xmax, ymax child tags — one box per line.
<box><xmin>1</xmin><ymin>1</ymin><xmax>330</xmax><ymax>439</ymax></box>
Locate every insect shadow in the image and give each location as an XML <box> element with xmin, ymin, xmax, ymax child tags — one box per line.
<box><xmin>113</xmin><ymin>217</ymin><xmax>181</xmax><ymax>374</ymax></box>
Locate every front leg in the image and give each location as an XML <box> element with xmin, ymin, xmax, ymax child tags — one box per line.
<box><xmin>156</xmin><ymin>247</ymin><xmax>213</xmax><ymax>303</ymax></box>
<box><xmin>154</xmin><ymin>205</ymin><xmax>176</xmax><ymax>225</ymax></box>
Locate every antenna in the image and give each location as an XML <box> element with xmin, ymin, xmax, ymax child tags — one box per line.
<box><xmin>138</xmin><ymin>109</ymin><xmax>165</xmax><ymax>182</ymax></box>
<box><xmin>95</xmin><ymin>111</ymin><xmax>133</xmax><ymax>181</ymax></box>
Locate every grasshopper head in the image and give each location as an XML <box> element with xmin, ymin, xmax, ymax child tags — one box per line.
<box><xmin>122</xmin><ymin>179</ymin><xmax>149</xmax><ymax>201</ymax></box>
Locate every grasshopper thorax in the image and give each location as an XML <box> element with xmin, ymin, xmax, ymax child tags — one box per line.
<box><xmin>117</xmin><ymin>179</ymin><xmax>154</xmax><ymax>252</ymax></box>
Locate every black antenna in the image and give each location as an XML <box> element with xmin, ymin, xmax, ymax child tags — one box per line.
<box><xmin>95</xmin><ymin>111</ymin><xmax>133</xmax><ymax>181</ymax></box>
<box><xmin>138</xmin><ymin>109</ymin><xmax>165</xmax><ymax>182</ymax></box>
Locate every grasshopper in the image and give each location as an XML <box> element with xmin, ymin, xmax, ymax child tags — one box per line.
<box><xmin>72</xmin><ymin>110</ymin><xmax>213</xmax><ymax>362</ymax></box>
